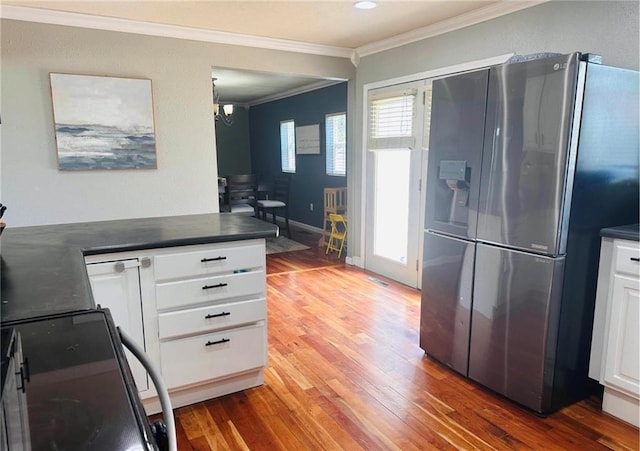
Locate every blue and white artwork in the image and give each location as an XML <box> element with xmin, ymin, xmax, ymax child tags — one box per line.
<box><xmin>50</xmin><ymin>73</ymin><xmax>157</xmax><ymax>170</ymax></box>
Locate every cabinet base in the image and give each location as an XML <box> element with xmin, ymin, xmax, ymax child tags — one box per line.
<box><xmin>142</xmin><ymin>368</ymin><xmax>264</xmax><ymax>415</ymax></box>
<box><xmin>602</xmin><ymin>387</ymin><xmax>639</xmax><ymax>427</ymax></box>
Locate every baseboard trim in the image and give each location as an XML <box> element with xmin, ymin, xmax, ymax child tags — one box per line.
<box><xmin>270</xmin><ymin>217</ymin><xmax>323</xmax><ymax>235</ymax></box>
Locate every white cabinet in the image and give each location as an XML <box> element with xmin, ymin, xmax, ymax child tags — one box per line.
<box><xmin>85</xmin><ymin>259</ymin><xmax>150</xmax><ymax>394</ymax></box>
<box><xmin>590</xmin><ymin>237</ymin><xmax>640</xmax><ymax>427</ymax></box>
<box><xmin>604</xmin><ymin>274</ymin><xmax>639</xmax><ymax>394</ymax></box>
<box><xmin>84</xmin><ymin>238</ymin><xmax>267</xmax><ymax>414</ymax></box>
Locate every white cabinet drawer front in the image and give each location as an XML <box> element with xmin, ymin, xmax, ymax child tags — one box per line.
<box><xmin>158</xmin><ymin>298</ymin><xmax>266</xmax><ymax>339</ymax></box>
<box><xmin>614</xmin><ymin>242</ymin><xmax>640</xmax><ymax>277</ymax></box>
<box><xmin>156</xmin><ymin>270</ymin><xmax>265</xmax><ymax>310</ymax></box>
<box><xmin>154</xmin><ymin>242</ymin><xmax>265</xmax><ymax>281</ymax></box>
<box><xmin>160</xmin><ymin>324</ymin><xmax>266</xmax><ymax>389</ymax></box>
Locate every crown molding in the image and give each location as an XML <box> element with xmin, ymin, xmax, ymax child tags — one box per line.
<box><xmin>247</xmin><ymin>79</ymin><xmax>346</xmax><ymax>107</ymax></box>
<box><xmin>1</xmin><ymin>2</ymin><xmax>548</xmax><ymax>65</ymax></box>
<box><xmin>355</xmin><ymin>0</ymin><xmax>549</xmax><ymax>58</ymax></box>
<box><xmin>0</xmin><ymin>5</ymin><xmax>353</xmax><ymax>59</ymax></box>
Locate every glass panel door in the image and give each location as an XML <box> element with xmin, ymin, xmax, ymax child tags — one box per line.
<box><xmin>364</xmin><ymin>81</ymin><xmax>427</xmax><ymax>287</ymax></box>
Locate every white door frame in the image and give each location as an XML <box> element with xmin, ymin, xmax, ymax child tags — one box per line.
<box><xmin>356</xmin><ymin>54</ymin><xmax>514</xmax><ymax>287</ymax></box>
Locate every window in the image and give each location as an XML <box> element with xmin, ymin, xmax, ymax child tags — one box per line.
<box><xmin>280</xmin><ymin>120</ymin><xmax>296</xmax><ymax>173</ymax></box>
<box><xmin>326</xmin><ymin>113</ymin><xmax>346</xmax><ymax>176</ymax></box>
<box><xmin>368</xmin><ymin>88</ymin><xmax>417</xmax><ymax>151</ymax></box>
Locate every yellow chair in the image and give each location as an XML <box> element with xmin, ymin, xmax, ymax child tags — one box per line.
<box><xmin>326</xmin><ymin>214</ymin><xmax>347</xmax><ymax>258</ymax></box>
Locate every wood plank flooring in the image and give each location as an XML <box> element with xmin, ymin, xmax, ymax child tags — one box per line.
<box><xmin>156</xmin><ymin>228</ymin><xmax>639</xmax><ymax>450</ymax></box>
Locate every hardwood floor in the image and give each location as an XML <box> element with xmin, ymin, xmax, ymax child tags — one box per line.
<box><xmin>157</xmin><ymin>227</ymin><xmax>639</xmax><ymax>450</ymax></box>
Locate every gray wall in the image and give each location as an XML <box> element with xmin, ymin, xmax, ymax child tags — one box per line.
<box><xmin>349</xmin><ymin>0</ymin><xmax>639</xmax><ymax>259</ymax></box>
<box><xmin>0</xmin><ymin>19</ymin><xmax>354</xmax><ymax>226</ymax></box>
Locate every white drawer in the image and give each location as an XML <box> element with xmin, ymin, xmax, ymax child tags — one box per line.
<box><xmin>158</xmin><ymin>298</ymin><xmax>266</xmax><ymax>339</ymax></box>
<box><xmin>156</xmin><ymin>270</ymin><xmax>265</xmax><ymax>311</ymax></box>
<box><xmin>615</xmin><ymin>241</ymin><xmax>640</xmax><ymax>277</ymax></box>
<box><xmin>154</xmin><ymin>241</ymin><xmax>265</xmax><ymax>281</ymax></box>
<box><xmin>160</xmin><ymin>323</ymin><xmax>266</xmax><ymax>389</ymax></box>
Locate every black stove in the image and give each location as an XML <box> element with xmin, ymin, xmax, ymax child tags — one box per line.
<box><xmin>1</xmin><ymin>309</ymin><xmax>157</xmax><ymax>450</ymax></box>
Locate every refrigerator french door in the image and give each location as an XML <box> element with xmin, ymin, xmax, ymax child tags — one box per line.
<box><xmin>424</xmin><ymin>69</ymin><xmax>488</xmax><ymax>240</ymax></box>
<box><xmin>476</xmin><ymin>54</ymin><xmax>580</xmax><ymax>255</ymax></box>
<box><xmin>470</xmin><ymin>244</ymin><xmax>565</xmax><ymax>411</ymax></box>
<box><xmin>420</xmin><ymin>232</ymin><xmax>474</xmax><ymax>375</ymax></box>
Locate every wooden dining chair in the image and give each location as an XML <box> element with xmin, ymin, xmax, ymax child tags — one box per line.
<box><xmin>225</xmin><ymin>174</ymin><xmax>258</xmax><ymax>216</ymax></box>
<box><xmin>256</xmin><ymin>174</ymin><xmax>291</xmax><ymax>238</ymax></box>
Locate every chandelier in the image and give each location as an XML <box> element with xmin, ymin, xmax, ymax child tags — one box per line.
<box><xmin>212</xmin><ymin>78</ymin><xmax>234</xmax><ymax>126</ymax></box>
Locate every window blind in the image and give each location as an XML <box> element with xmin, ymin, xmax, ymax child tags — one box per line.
<box><xmin>368</xmin><ymin>88</ymin><xmax>417</xmax><ymax>151</ymax></box>
<box><xmin>280</xmin><ymin>120</ymin><xmax>296</xmax><ymax>173</ymax></box>
<box><xmin>326</xmin><ymin>113</ymin><xmax>346</xmax><ymax>176</ymax></box>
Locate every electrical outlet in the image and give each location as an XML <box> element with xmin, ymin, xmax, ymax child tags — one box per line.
<box><xmin>310</xmin><ymin>203</ymin><xmax>314</xmax><ymax>211</ymax></box>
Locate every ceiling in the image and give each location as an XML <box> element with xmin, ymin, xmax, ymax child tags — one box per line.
<box><xmin>2</xmin><ymin>0</ymin><xmax>540</xmax><ymax>104</ymax></box>
<box><xmin>212</xmin><ymin>67</ymin><xmax>342</xmax><ymax>106</ymax></box>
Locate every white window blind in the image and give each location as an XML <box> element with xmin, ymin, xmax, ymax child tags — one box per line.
<box><xmin>368</xmin><ymin>88</ymin><xmax>417</xmax><ymax>151</ymax></box>
<box><xmin>280</xmin><ymin>120</ymin><xmax>296</xmax><ymax>173</ymax></box>
<box><xmin>326</xmin><ymin>112</ymin><xmax>346</xmax><ymax>176</ymax></box>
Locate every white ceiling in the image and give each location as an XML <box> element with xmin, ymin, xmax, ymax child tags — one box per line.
<box><xmin>2</xmin><ymin>0</ymin><xmax>543</xmax><ymax>104</ymax></box>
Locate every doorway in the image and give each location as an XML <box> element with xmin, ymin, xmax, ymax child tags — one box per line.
<box><xmin>364</xmin><ymin>81</ymin><xmax>431</xmax><ymax>287</ymax></box>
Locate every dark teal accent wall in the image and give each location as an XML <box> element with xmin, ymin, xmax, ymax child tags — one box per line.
<box><xmin>216</xmin><ymin>107</ymin><xmax>252</xmax><ymax>177</ymax></box>
<box><xmin>249</xmin><ymin>82</ymin><xmax>348</xmax><ymax>228</ymax></box>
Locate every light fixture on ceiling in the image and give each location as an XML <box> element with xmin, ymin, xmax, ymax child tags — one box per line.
<box><xmin>212</xmin><ymin>77</ymin><xmax>234</xmax><ymax>126</ymax></box>
<box><xmin>353</xmin><ymin>0</ymin><xmax>377</xmax><ymax>10</ymax></box>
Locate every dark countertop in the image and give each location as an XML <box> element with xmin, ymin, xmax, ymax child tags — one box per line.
<box><xmin>600</xmin><ymin>224</ymin><xmax>639</xmax><ymax>242</ymax></box>
<box><xmin>0</xmin><ymin>214</ymin><xmax>278</xmax><ymax>325</ymax></box>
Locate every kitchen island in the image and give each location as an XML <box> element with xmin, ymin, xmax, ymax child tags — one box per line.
<box><xmin>1</xmin><ymin>213</ymin><xmax>278</xmax><ymax>416</ymax></box>
<box><xmin>1</xmin><ymin>213</ymin><xmax>278</xmax><ymax>324</ymax></box>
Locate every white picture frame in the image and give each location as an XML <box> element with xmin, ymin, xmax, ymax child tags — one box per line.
<box><xmin>295</xmin><ymin>124</ymin><xmax>320</xmax><ymax>155</ymax></box>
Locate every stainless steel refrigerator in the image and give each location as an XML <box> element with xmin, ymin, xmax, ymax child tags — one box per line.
<box><xmin>420</xmin><ymin>53</ymin><xmax>639</xmax><ymax>413</ymax></box>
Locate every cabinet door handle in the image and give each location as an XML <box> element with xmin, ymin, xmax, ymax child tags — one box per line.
<box><xmin>205</xmin><ymin>338</ymin><xmax>230</xmax><ymax>346</ymax></box>
<box><xmin>201</xmin><ymin>256</ymin><xmax>227</xmax><ymax>263</ymax></box>
<box><xmin>630</xmin><ymin>257</ymin><xmax>640</xmax><ymax>262</ymax></box>
<box><xmin>22</xmin><ymin>357</ymin><xmax>30</xmax><ymax>383</ymax></box>
<box><xmin>205</xmin><ymin>311</ymin><xmax>230</xmax><ymax>319</ymax></box>
<box><xmin>202</xmin><ymin>283</ymin><xmax>228</xmax><ymax>290</ymax></box>
<box><xmin>16</xmin><ymin>367</ymin><xmax>27</xmax><ymax>393</ymax></box>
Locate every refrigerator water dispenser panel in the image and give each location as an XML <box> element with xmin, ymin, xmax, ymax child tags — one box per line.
<box><xmin>439</xmin><ymin>160</ymin><xmax>471</xmax><ymax>225</ymax></box>
<box><xmin>439</xmin><ymin>160</ymin><xmax>467</xmax><ymax>181</ymax></box>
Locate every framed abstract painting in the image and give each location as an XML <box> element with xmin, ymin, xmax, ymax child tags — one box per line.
<box><xmin>49</xmin><ymin>73</ymin><xmax>157</xmax><ymax>170</ymax></box>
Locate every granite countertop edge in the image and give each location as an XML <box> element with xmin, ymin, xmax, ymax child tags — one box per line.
<box><xmin>81</xmin><ymin>230</ymin><xmax>276</xmax><ymax>255</ymax></box>
<box><xmin>1</xmin><ymin>213</ymin><xmax>278</xmax><ymax>325</ymax></box>
<box><xmin>600</xmin><ymin>224</ymin><xmax>640</xmax><ymax>242</ymax></box>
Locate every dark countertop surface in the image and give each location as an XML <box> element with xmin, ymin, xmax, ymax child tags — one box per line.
<box><xmin>0</xmin><ymin>214</ymin><xmax>278</xmax><ymax>325</ymax></box>
<box><xmin>600</xmin><ymin>224</ymin><xmax>640</xmax><ymax>242</ymax></box>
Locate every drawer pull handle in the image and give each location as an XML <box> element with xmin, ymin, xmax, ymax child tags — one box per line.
<box><xmin>631</xmin><ymin>257</ymin><xmax>640</xmax><ymax>262</ymax></box>
<box><xmin>205</xmin><ymin>338</ymin><xmax>230</xmax><ymax>347</ymax></box>
<box><xmin>201</xmin><ymin>256</ymin><xmax>227</xmax><ymax>263</ymax></box>
<box><xmin>202</xmin><ymin>283</ymin><xmax>228</xmax><ymax>290</ymax></box>
<box><xmin>205</xmin><ymin>311</ymin><xmax>231</xmax><ymax>319</ymax></box>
